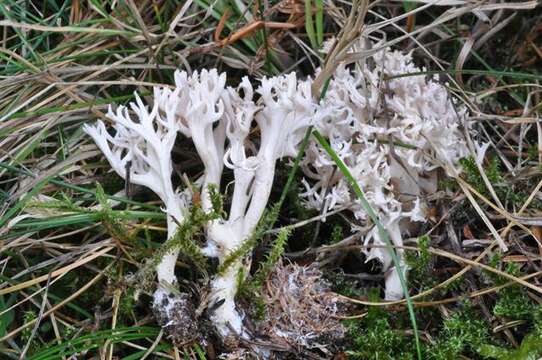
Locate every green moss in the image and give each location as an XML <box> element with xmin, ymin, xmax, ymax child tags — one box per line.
<box><xmin>347</xmin><ymin>317</ymin><xmax>416</xmax><ymax>360</ymax></box>
<box><xmin>480</xmin><ymin>333</ymin><xmax>542</xmax><ymax>360</ymax></box>
<box><xmin>327</xmin><ymin>271</ymin><xmax>366</xmax><ymax>298</ymax></box>
<box><xmin>253</xmin><ymin>227</ymin><xmax>291</xmax><ymax>286</ymax></box>
<box><xmin>480</xmin><ymin>306</ymin><xmax>542</xmax><ymax>359</ymax></box>
<box><xmin>345</xmin><ymin>297</ymin><xmax>502</xmax><ymax>360</ymax></box>
<box><xmin>346</xmin><ymin>290</ymin><xmax>417</xmax><ymax>359</ymax></box>
<box><xmin>118</xmin><ymin>288</ymin><xmax>137</xmax><ymax>322</ymax></box>
<box><xmin>237</xmin><ymin>226</ymin><xmax>292</xmax><ymax>321</ymax></box>
<box><xmin>459</xmin><ymin>156</ymin><xmax>500</xmax><ymax>196</ymax></box>
<box><xmin>428</xmin><ymin>306</ymin><xmax>489</xmax><ymax>360</ymax></box>
<box><xmin>21</xmin><ymin>310</ymin><xmax>37</xmax><ymax>342</ymax></box>
<box><xmin>21</xmin><ymin>310</ymin><xmax>40</xmax><ymax>354</ymax></box>
<box><xmin>330</xmin><ymin>224</ymin><xmax>344</xmax><ymax>244</ymax></box>
<box><xmin>458</xmin><ymin>155</ymin><xmax>535</xmax><ymax>208</ymax></box>
<box><xmin>152</xmin><ymin>201</ymin><xmax>214</xmax><ymax>274</ymax></box>
<box><xmin>128</xmin><ymin>194</ymin><xmax>220</xmax><ymax>292</ymax></box>
<box><xmin>493</xmin><ymin>264</ymin><xmax>535</xmax><ymax>319</ymax></box>
<box><xmin>207</xmin><ymin>183</ymin><xmax>225</xmax><ymax>219</ymax></box>
<box><xmin>95</xmin><ymin>184</ymin><xmax>137</xmax><ymax>244</ymax></box>
<box><xmin>493</xmin><ymin>287</ymin><xmax>534</xmax><ymax>319</ymax></box>
<box><xmin>218</xmin><ymin>203</ymin><xmax>280</xmax><ymax>275</ymax></box>
<box><xmin>440</xmin><ymin>275</ymin><xmax>463</xmax><ymax>294</ymax></box>
<box><xmin>405</xmin><ymin>235</ymin><xmax>431</xmax><ymax>285</ymax></box>
<box><xmin>217</xmin><ymin>235</ymin><xmax>258</xmax><ymax>275</ymax></box>
<box><xmin>484</xmin><ymin>261</ymin><xmax>536</xmax><ymax>320</ymax></box>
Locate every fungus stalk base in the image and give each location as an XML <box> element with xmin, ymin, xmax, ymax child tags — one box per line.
<box><xmin>209</xmin><ymin>261</ymin><xmax>246</xmax><ymax>337</ymax></box>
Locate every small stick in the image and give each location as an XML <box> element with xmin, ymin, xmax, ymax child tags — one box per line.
<box><xmin>125</xmin><ymin>160</ymin><xmax>132</xmax><ymax>200</ymax></box>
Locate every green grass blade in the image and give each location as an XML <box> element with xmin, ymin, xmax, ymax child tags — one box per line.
<box><xmin>8</xmin><ymin>210</ymin><xmax>164</xmax><ymax>231</ymax></box>
<box><xmin>28</xmin><ymin>327</ymin><xmax>160</xmax><ymax>360</ymax></box>
<box><xmin>194</xmin><ymin>344</ymin><xmax>208</xmax><ymax>360</ymax></box>
<box><xmin>0</xmin><ymin>19</ymin><xmax>136</xmax><ymax>36</ymax></box>
<box><xmin>315</xmin><ymin>0</ymin><xmax>324</xmax><ymax>46</ymax></box>
<box><xmin>0</xmin><ymin>295</ymin><xmax>15</xmax><ymax>338</ymax></box>
<box><xmin>0</xmin><ymin>162</ymin><xmax>160</xmax><ymax>211</ymax></box>
<box><xmin>0</xmin><ymin>177</ymin><xmax>50</xmax><ymax>229</ymax></box>
<box><xmin>304</xmin><ymin>0</ymin><xmax>318</xmax><ymax>50</ymax></box>
<box><xmin>10</xmin><ymin>128</ymin><xmax>49</xmax><ymax>165</ymax></box>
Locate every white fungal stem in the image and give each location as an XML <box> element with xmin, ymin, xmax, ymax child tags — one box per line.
<box><xmin>156</xmin><ymin>199</ymin><xmax>185</xmax><ymax>285</ymax></box>
<box><xmin>206</xmin><ymin>161</ymin><xmax>277</xmax><ymax>336</ymax></box>
<box><xmin>202</xmin><ymin>73</ymin><xmax>316</xmax><ymax>337</ymax></box>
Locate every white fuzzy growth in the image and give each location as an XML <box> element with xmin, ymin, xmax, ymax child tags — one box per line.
<box><xmin>152</xmin><ymin>287</ymin><xmax>178</xmax><ymax>318</ymax></box>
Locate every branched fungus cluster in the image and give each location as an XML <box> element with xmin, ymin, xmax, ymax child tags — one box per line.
<box><xmin>84</xmin><ymin>69</ymin><xmax>317</xmax><ymax>342</ymax></box>
<box><xmin>301</xmin><ymin>44</ymin><xmax>469</xmax><ymax>300</ymax></box>
<box><xmin>84</xmin><ymin>43</ymin><xmax>468</xmax><ymax>351</ymax></box>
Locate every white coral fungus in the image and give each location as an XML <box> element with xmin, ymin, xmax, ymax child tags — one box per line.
<box><xmin>84</xmin><ymin>69</ymin><xmax>317</xmax><ymax>340</ymax></box>
<box><xmin>83</xmin><ymin>44</ymin><xmax>468</xmax><ymax>344</ymax></box>
<box><xmin>301</xmin><ymin>46</ymin><xmax>469</xmax><ymax>300</ymax></box>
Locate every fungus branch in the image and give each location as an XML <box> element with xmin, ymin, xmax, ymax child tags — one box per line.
<box><xmin>83</xmin><ymin>91</ymin><xmax>185</xmax><ymax>286</ymax></box>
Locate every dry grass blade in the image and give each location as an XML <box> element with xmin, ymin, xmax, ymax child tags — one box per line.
<box><xmin>0</xmin><ymin>246</ymin><xmax>114</xmax><ymax>295</ymax></box>
<box><xmin>0</xmin><ymin>261</ymin><xmax>114</xmax><ymax>343</ymax></box>
<box><xmin>311</xmin><ymin>0</ymin><xmax>369</xmax><ymax>97</ymax></box>
<box><xmin>334</xmin><ymin>243</ymin><xmax>542</xmax><ymax>301</ymax></box>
